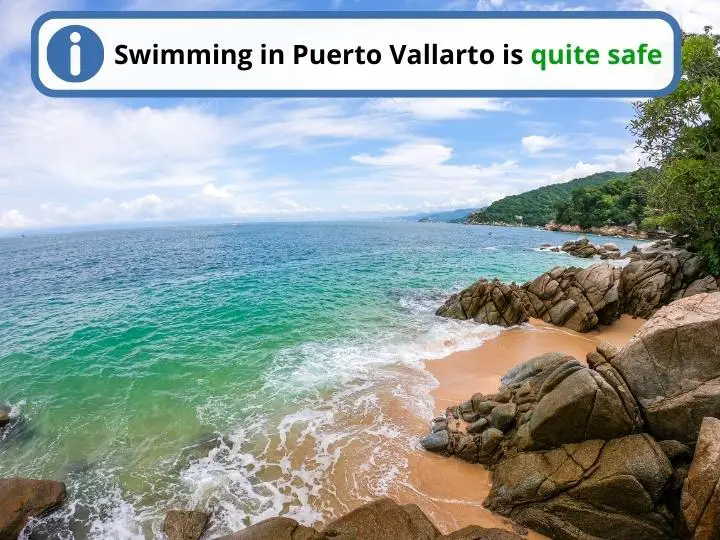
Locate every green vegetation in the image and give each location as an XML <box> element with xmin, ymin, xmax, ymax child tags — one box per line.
<box><xmin>554</xmin><ymin>169</ymin><xmax>653</xmax><ymax>229</ymax></box>
<box><xmin>630</xmin><ymin>28</ymin><xmax>720</xmax><ymax>273</ymax></box>
<box><xmin>465</xmin><ymin>171</ymin><xmax>625</xmax><ymax>227</ymax></box>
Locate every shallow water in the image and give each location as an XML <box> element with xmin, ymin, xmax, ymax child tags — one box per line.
<box><xmin>0</xmin><ymin>222</ymin><xmax>637</xmax><ymax>538</ymax></box>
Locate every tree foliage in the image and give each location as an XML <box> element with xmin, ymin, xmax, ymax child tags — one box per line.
<box><xmin>465</xmin><ymin>171</ymin><xmax>625</xmax><ymax>227</ymax></box>
<box><xmin>630</xmin><ymin>28</ymin><xmax>720</xmax><ymax>273</ymax></box>
<box><xmin>554</xmin><ymin>169</ymin><xmax>652</xmax><ymax>229</ymax></box>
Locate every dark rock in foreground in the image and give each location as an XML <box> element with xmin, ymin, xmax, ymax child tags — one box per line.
<box><xmin>218</xmin><ymin>498</ymin><xmax>522</xmax><ymax>540</ymax></box>
<box><xmin>163</xmin><ymin>509</ymin><xmax>211</xmax><ymax>540</ymax></box>
<box><xmin>681</xmin><ymin>417</ymin><xmax>720</xmax><ymax>540</ymax></box>
<box><xmin>486</xmin><ymin>435</ymin><xmax>674</xmax><ymax>540</ymax></box>
<box><xmin>218</xmin><ymin>516</ymin><xmax>324</xmax><ymax>540</ymax></box>
<box><xmin>0</xmin><ymin>478</ymin><xmax>66</xmax><ymax>540</ymax></box>
<box><xmin>0</xmin><ymin>405</ymin><xmax>10</xmax><ymax>428</ymax></box>
<box><xmin>436</xmin><ymin>279</ymin><xmax>527</xmax><ymax>327</ymax></box>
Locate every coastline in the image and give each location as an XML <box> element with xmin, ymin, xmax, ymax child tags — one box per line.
<box><xmin>388</xmin><ymin>315</ymin><xmax>646</xmax><ymax>537</ymax></box>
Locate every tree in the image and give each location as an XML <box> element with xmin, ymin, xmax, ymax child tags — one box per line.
<box><xmin>630</xmin><ymin>28</ymin><xmax>720</xmax><ymax>272</ymax></box>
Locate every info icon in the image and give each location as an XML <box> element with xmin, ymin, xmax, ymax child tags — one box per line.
<box><xmin>47</xmin><ymin>25</ymin><xmax>104</xmax><ymax>82</ymax></box>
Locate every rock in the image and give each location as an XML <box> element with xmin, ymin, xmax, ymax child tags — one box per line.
<box><xmin>0</xmin><ymin>478</ymin><xmax>66</xmax><ymax>540</ymax></box>
<box><xmin>479</xmin><ymin>428</ymin><xmax>504</xmax><ymax>456</ymax></box>
<box><xmin>610</xmin><ymin>292</ymin><xmax>720</xmax><ymax>443</ymax></box>
<box><xmin>0</xmin><ymin>405</ymin><xmax>9</xmax><ymax>428</ymax></box>
<box><xmin>681</xmin><ymin>417</ymin><xmax>720</xmax><ymax>540</ymax></box>
<box><xmin>420</xmin><ymin>430</ymin><xmax>449</xmax><ymax>453</ymax></box>
<box><xmin>431</xmin><ymin>420</ymin><xmax>448</xmax><ymax>433</ymax></box>
<box><xmin>603</xmin><ymin>243</ymin><xmax>620</xmax><ymax>251</ymax></box>
<box><xmin>217</xmin><ymin>517</ymin><xmax>322</xmax><ymax>540</ymax></box>
<box><xmin>322</xmin><ymin>498</ymin><xmax>439</xmax><ymax>540</ymax></box>
<box><xmin>462</xmin><ymin>412</ymin><xmax>480</xmax><ymax>423</ymax></box>
<box><xmin>440</xmin><ymin>525</ymin><xmax>523</xmax><ymax>539</ymax></box>
<box><xmin>515</xmin><ymin>356</ymin><xmax>642</xmax><ymax>451</ymax></box>
<box><xmin>438</xmin><ymin>246</ymin><xmax>717</xmax><ymax>334</ymax></box>
<box><xmin>485</xmin><ymin>434</ymin><xmax>675</xmax><ymax>540</ymax></box>
<box><xmin>472</xmin><ymin>401</ymin><xmax>497</xmax><ymax>416</ymax></box>
<box><xmin>620</xmin><ymin>248</ymin><xmax>718</xmax><ymax>319</ymax></box>
<box><xmin>561</xmin><ymin>238</ymin><xmax>600</xmax><ymax>258</ymax></box>
<box><xmin>657</xmin><ymin>440</ymin><xmax>692</xmax><ymax>464</ymax></box>
<box><xmin>163</xmin><ymin>510</ymin><xmax>210</xmax><ymax>540</ymax></box>
<box><xmin>436</xmin><ymin>279</ymin><xmax>528</xmax><ymax>327</ymax></box>
<box><xmin>467</xmin><ymin>418</ymin><xmax>489</xmax><ymax>434</ymax></box>
<box><xmin>596</xmin><ymin>341</ymin><xmax>620</xmax><ymax>361</ymax></box>
<box><xmin>490</xmin><ymin>403</ymin><xmax>516</xmax><ymax>432</ymax></box>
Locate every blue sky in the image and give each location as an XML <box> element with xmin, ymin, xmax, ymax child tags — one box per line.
<box><xmin>0</xmin><ymin>0</ymin><xmax>716</xmax><ymax>231</ymax></box>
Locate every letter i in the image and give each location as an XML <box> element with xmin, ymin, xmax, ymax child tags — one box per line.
<box><xmin>70</xmin><ymin>31</ymin><xmax>82</xmax><ymax>76</ymax></box>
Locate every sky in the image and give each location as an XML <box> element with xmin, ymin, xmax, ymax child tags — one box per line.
<box><xmin>0</xmin><ymin>0</ymin><xmax>718</xmax><ymax>231</ymax></box>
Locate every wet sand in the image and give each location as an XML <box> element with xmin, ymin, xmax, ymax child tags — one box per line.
<box><xmin>393</xmin><ymin>315</ymin><xmax>646</xmax><ymax>537</ymax></box>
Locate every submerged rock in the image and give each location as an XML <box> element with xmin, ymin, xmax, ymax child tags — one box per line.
<box><xmin>681</xmin><ymin>417</ymin><xmax>720</xmax><ymax>540</ymax></box>
<box><xmin>163</xmin><ymin>509</ymin><xmax>210</xmax><ymax>540</ymax></box>
<box><xmin>0</xmin><ymin>478</ymin><xmax>66</xmax><ymax>540</ymax></box>
<box><xmin>611</xmin><ymin>292</ymin><xmax>720</xmax><ymax>443</ymax></box>
<box><xmin>0</xmin><ymin>405</ymin><xmax>9</xmax><ymax>428</ymax></box>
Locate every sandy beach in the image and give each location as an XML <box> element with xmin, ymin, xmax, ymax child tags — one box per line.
<box><xmin>387</xmin><ymin>315</ymin><xmax>646</xmax><ymax>537</ymax></box>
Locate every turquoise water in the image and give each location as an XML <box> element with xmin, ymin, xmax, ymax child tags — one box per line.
<box><xmin>0</xmin><ymin>222</ymin><xmax>637</xmax><ymax>538</ymax></box>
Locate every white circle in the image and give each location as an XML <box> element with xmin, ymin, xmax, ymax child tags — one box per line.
<box><xmin>70</xmin><ymin>31</ymin><xmax>81</xmax><ymax>44</ymax></box>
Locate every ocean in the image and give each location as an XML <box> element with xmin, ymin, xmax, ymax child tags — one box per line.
<box><xmin>0</xmin><ymin>222</ymin><xmax>638</xmax><ymax>539</ymax></box>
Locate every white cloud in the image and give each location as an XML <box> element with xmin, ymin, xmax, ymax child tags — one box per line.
<box><xmin>0</xmin><ymin>209</ymin><xmax>33</xmax><ymax>229</ymax></box>
<box><xmin>202</xmin><ymin>183</ymin><xmax>234</xmax><ymax>199</ymax></box>
<box><xmin>371</xmin><ymin>98</ymin><xmax>516</xmax><ymax>119</ymax></box>
<box><xmin>521</xmin><ymin>135</ymin><xmax>564</xmax><ymax>154</ymax></box>
<box><xmin>631</xmin><ymin>0</ymin><xmax>720</xmax><ymax>33</ymax></box>
<box><xmin>0</xmin><ymin>0</ymin><xmax>72</xmax><ymax>60</ymax></box>
<box><xmin>548</xmin><ymin>147</ymin><xmax>645</xmax><ymax>182</ymax></box>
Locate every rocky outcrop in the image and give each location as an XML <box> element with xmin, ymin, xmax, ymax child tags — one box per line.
<box><xmin>610</xmin><ymin>293</ymin><xmax>720</xmax><ymax>443</ymax></box>
<box><xmin>621</xmin><ymin>242</ymin><xmax>718</xmax><ymax>319</ymax></box>
<box><xmin>485</xmin><ymin>435</ymin><xmax>675</xmax><ymax>540</ymax></box>
<box><xmin>218</xmin><ymin>498</ymin><xmax>521</xmax><ymax>540</ymax></box>
<box><xmin>438</xmin><ymin>242</ymin><xmax>718</xmax><ymax>333</ymax></box>
<box><xmin>681</xmin><ymin>417</ymin><xmax>720</xmax><ymax>540</ymax></box>
<box><xmin>0</xmin><ymin>405</ymin><xmax>10</xmax><ymax>428</ymax></box>
<box><xmin>0</xmin><ymin>478</ymin><xmax>66</xmax><ymax>540</ymax></box>
<box><xmin>560</xmin><ymin>237</ymin><xmax>600</xmax><ymax>258</ymax></box>
<box><xmin>423</xmin><ymin>294</ymin><xmax>720</xmax><ymax>539</ymax></box>
<box><xmin>436</xmin><ymin>279</ymin><xmax>528</xmax><ymax>327</ymax></box>
<box><xmin>421</xmin><ymin>350</ymin><xmax>643</xmax><ymax>463</ymax></box>
<box><xmin>521</xmin><ymin>264</ymin><xmax>622</xmax><ymax>331</ymax></box>
<box><xmin>163</xmin><ymin>509</ymin><xmax>211</xmax><ymax>540</ymax></box>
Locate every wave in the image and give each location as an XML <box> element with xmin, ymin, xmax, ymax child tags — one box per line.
<box><xmin>24</xmin><ymin>289</ymin><xmax>503</xmax><ymax>539</ymax></box>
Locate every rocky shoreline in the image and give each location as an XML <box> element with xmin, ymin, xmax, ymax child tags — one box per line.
<box><xmin>3</xmin><ymin>241</ymin><xmax>719</xmax><ymax>540</ymax></box>
<box><xmin>421</xmin><ymin>291</ymin><xmax>720</xmax><ymax>539</ymax></box>
<box><xmin>437</xmin><ymin>240</ymin><xmax>720</xmax><ymax>333</ymax></box>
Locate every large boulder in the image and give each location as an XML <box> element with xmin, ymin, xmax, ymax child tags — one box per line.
<box><xmin>484</xmin><ymin>434</ymin><xmax>675</xmax><ymax>540</ymax></box>
<box><xmin>0</xmin><ymin>405</ymin><xmax>10</xmax><ymax>428</ymax></box>
<box><xmin>163</xmin><ymin>509</ymin><xmax>211</xmax><ymax>540</ymax></box>
<box><xmin>0</xmin><ymin>478</ymin><xmax>66</xmax><ymax>540</ymax></box>
<box><xmin>521</xmin><ymin>264</ymin><xmax>622</xmax><ymax>333</ymax></box>
<box><xmin>217</xmin><ymin>517</ymin><xmax>323</xmax><ymax>540</ymax></box>
<box><xmin>681</xmin><ymin>417</ymin><xmax>720</xmax><ymax>540</ymax></box>
<box><xmin>321</xmin><ymin>498</ymin><xmax>440</xmax><ymax>540</ymax></box>
<box><xmin>422</xmin><ymin>352</ymin><xmax>643</xmax><ymax>463</ymax></box>
<box><xmin>610</xmin><ymin>292</ymin><xmax>720</xmax><ymax>443</ymax></box>
<box><xmin>561</xmin><ymin>237</ymin><xmax>599</xmax><ymax>258</ymax></box>
<box><xmin>621</xmin><ymin>248</ymin><xmax>718</xmax><ymax>319</ymax></box>
<box><xmin>436</xmin><ymin>279</ymin><xmax>528</xmax><ymax>327</ymax></box>
<box><xmin>439</xmin><ymin>525</ymin><xmax>523</xmax><ymax>539</ymax></box>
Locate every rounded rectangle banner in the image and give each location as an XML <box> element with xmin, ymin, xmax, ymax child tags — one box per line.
<box><xmin>32</xmin><ymin>11</ymin><xmax>681</xmax><ymax>98</ymax></box>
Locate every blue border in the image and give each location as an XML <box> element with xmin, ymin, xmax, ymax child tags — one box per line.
<box><xmin>31</xmin><ymin>10</ymin><xmax>682</xmax><ymax>98</ymax></box>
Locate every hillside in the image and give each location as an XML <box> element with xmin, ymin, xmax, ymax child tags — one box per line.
<box><xmin>465</xmin><ymin>171</ymin><xmax>626</xmax><ymax>227</ymax></box>
<box><xmin>402</xmin><ymin>208</ymin><xmax>481</xmax><ymax>223</ymax></box>
<box><xmin>554</xmin><ymin>169</ymin><xmax>654</xmax><ymax>229</ymax></box>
